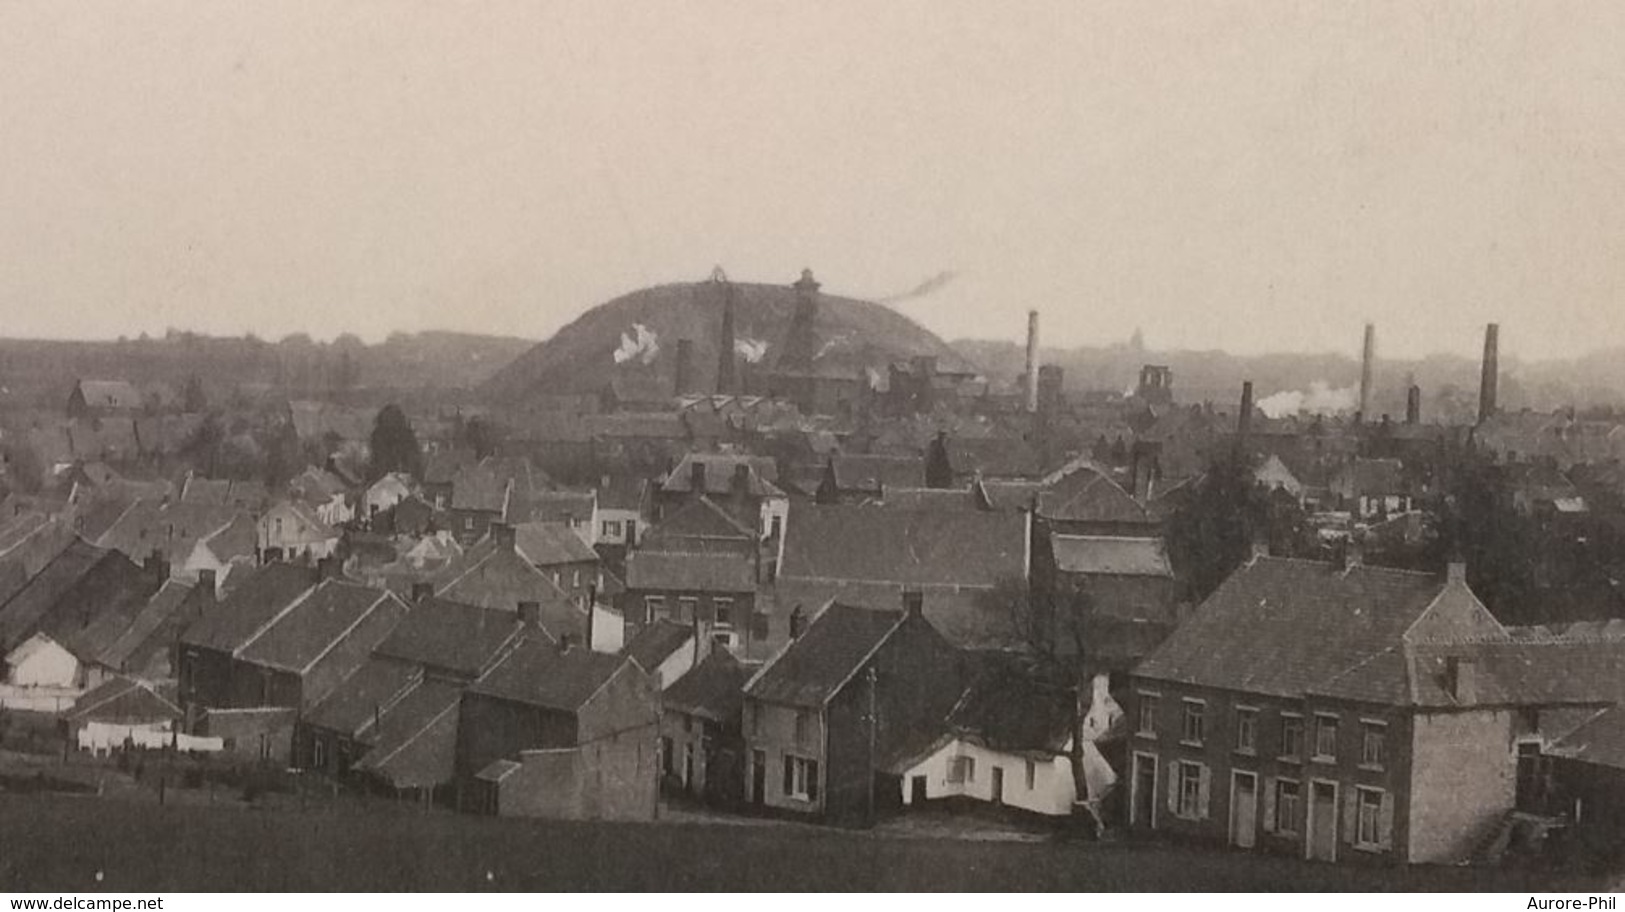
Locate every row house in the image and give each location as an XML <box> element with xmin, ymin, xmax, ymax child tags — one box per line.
<box><xmin>653</xmin><ymin>452</ymin><xmax>787</xmax><ymax>541</ymax></box>
<box><xmin>740</xmin><ymin>595</ymin><xmax>964</xmax><ymax>823</ymax></box>
<box><xmin>1128</xmin><ymin>553</ymin><xmax>1624</xmax><ymax>865</ymax></box>
<box><xmin>428</xmin><ymin>525</ymin><xmax>618</xmax><ymax>653</ymax></box>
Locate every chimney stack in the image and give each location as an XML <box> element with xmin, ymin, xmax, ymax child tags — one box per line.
<box><xmin>196</xmin><ymin>569</ymin><xmax>217</xmax><ymax>602</ymax></box>
<box><xmin>1446</xmin><ymin>560</ymin><xmax>1467</xmax><ymax>585</ymax></box>
<box><xmin>315</xmin><ymin>555</ymin><xmax>343</xmax><ymax>582</ymax></box>
<box><xmin>411</xmin><ymin>581</ymin><xmax>434</xmax><ymax>603</ymax></box>
<box><xmin>674</xmin><ymin>338</ymin><xmax>694</xmax><ymax>396</ymax></box>
<box><xmin>1358</xmin><ymin>322</ymin><xmax>1376</xmax><ymax>424</ymax></box>
<box><xmin>902</xmin><ymin>590</ymin><xmax>924</xmax><ymax>619</ymax></box>
<box><xmin>1238</xmin><ymin>381</ymin><xmax>1254</xmax><ymax>439</ymax></box>
<box><xmin>1024</xmin><ymin>310</ymin><xmax>1040</xmax><ymax>414</ymax></box>
<box><xmin>490</xmin><ymin>522</ymin><xmax>516</xmax><ymax>552</ymax></box>
<box><xmin>714</xmin><ymin>268</ymin><xmax>738</xmax><ymax>395</ymax></box>
<box><xmin>517</xmin><ymin>600</ymin><xmax>541</xmax><ymax>630</ymax></box>
<box><xmin>1479</xmin><ymin>323</ymin><xmax>1500</xmax><ymax>424</ymax></box>
<box><xmin>1406</xmin><ymin>385</ymin><xmax>1422</xmax><ymax>425</ymax></box>
<box><xmin>690</xmin><ymin>459</ymin><xmax>708</xmax><ymax>494</ymax></box>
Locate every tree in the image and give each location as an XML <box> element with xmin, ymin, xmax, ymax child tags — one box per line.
<box><xmin>924</xmin><ymin>431</ymin><xmax>954</xmax><ymax>488</ymax></box>
<box><xmin>181</xmin><ymin>374</ymin><xmax>208</xmax><ymax>413</ymax></box>
<box><xmin>1164</xmin><ymin>449</ymin><xmax>1269</xmax><ymax>603</ymax></box>
<box><xmin>369</xmin><ymin>404</ymin><xmax>422</xmax><ymax>480</ymax></box>
<box><xmin>182</xmin><ymin>414</ymin><xmax>226</xmax><ymax>477</ymax></box>
<box><xmin>979</xmin><ymin>573</ymin><xmax>1107</xmax><ymax>834</ymax></box>
<box><xmin>456</xmin><ymin>415</ymin><xmax>500</xmax><ymax>460</ymax></box>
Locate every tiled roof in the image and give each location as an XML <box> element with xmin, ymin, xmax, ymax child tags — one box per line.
<box><xmin>95</xmin><ymin>499</ymin><xmax>241</xmax><ymax>566</ymax></box>
<box><xmin>979</xmin><ymin>480</ymin><xmax>1042</xmax><ymax>512</ymax></box>
<box><xmin>304</xmin><ymin>658</ymin><xmax>423</xmax><ymax>736</ymax></box>
<box><xmin>1550</xmin><ymin>706</ymin><xmax>1625</xmax><ymax>770</ymax></box>
<box><xmin>431</xmin><ymin>540</ymin><xmax>580</xmax><ymax>641</ymax></box>
<box><xmin>0</xmin><ymin>538</ymin><xmax>147</xmax><ymax>652</ymax></box>
<box><xmin>664</xmin><ymin>649</ymin><xmax>750</xmax><ymax>722</ymax></box>
<box><xmin>512</xmin><ymin>491</ymin><xmax>595</xmax><ymax>527</ymax></box>
<box><xmin>624</xmin><ymin>550</ymin><xmax>756</xmax><ymax>593</ymax></box>
<box><xmin>745</xmin><ymin>602</ymin><xmax>905</xmax><ymax>707</ymax></box>
<box><xmin>179</xmin><ymin>563</ymin><xmax>316</xmax><ymax>654</ymax></box>
<box><xmin>778</xmin><ymin>503</ymin><xmax>1026</xmax><ymax>590</ymax></box>
<box><xmin>76</xmin><ymin>578</ymin><xmax>194</xmax><ymax>672</ymax></box>
<box><xmin>449</xmin><ymin>465</ymin><xmax>511</xmax><ymax>514</ymax></box>
<box><xmin>75</xmin><ymin>380</ymin><xmax>142</xmax><ymax>410</ymax></box>
<box><xmin>584</xmin><ymin>412</ymin><xmax>688</xmax><ymax>440</ymax></box>
<box><xmin>945</xmin><ymin>437</ymin><xmax>1043</xmax><ymax>479</ymax></box>
<box><xmin>1051</xmin><ymin>535</ymin><xmax>1173</xmax><ymax>578</ymax></box>
<box><xmin>65</xmin><ymin>676</ymin><xmax>181</xmax><ymax>724</ymax></box>
<box><xmin>874</xmin><ymin>486</ymin><xmax>983</xmax><ymax>512</ymax></box>
<box><xmin>236</xmin><ymin>581</ymin><xmax>400</xmax><ymax>674</ymax></box>
<box><xmin>641</xmin><ymin>497</ymin><xmax>754</xmax><ymax>546</ymax></box>
<box><xmin>661</xmin><ymin>454</ymin><xmax>783</xmax><ymax>498</ymax></box>
<box><xmin>353</xmin><ymin>679</ymin><xmax>462</xmax><ymax>788</ymax></box>
<box><xmin>1135</xmin><ymin>557</ymin><xmax>1455</xmax><ymax>699</ymax></box>
<box><xmin>623</xmin><ymin>619</ymin><xmax>695</xmax><ymax>672</ymax></box>
<box><xmin>470</xmin><ymin>639</ymin><xmax>630</xmax><ymax>712</ymax></box>
<box><xmin>373</xmin><ymin>596</ymin><xmax>523</xmax><ymax>678</ymax></box>
<box><xmin>1036</xmin><ymin>465</ymin><xmax>1150</xmax><ymax>524</ymax></box>
<box><xmin>514</xmin><ymin>522</ymin><xmax>598</xmax><ymax>567</ymax></box>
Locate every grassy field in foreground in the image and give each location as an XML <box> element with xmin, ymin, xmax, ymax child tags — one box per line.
<box><xmin>0</xmin><ymin>792</ymin><xmax>1602</xmax><ymax>892</ymax></box>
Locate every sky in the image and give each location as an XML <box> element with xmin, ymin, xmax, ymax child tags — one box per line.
<box><xmin>3</xmin><ymin>1</ymin><xmax>1625</xmax><ymax>361</ymax></box>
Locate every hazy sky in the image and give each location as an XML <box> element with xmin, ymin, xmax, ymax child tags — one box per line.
<box><xmin>4</xmin><ymin>1</ymin><xmax>1624</xmax><ymax>360</ymax></box>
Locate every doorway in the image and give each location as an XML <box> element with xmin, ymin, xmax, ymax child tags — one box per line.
<box><xmin>1131</xmin><ymin>752</ymin><xmax>1157</xmax><ymax>828</ymax></box>
<box><xmin>1230</xmin><ymin>771</ymin><xmax>1258</xmax><ymax>848</ymax></box>
<box><xmin>991</xmin><ymin>766</ymin><xmax>1005</xmax><ymax>805</ymax></box>
<box><xmin>910</xmin><ymin>775</ymin><xmax>927</xmax><ymax>806</ymax></box>
<box><xmin>750</xmin><ymin>749</ymin><xmax>766</xmax><ymax>806</ymax></box>
<box><xmin>1308</xmin><ymin>780</ymin><xmax>1338</xmax><ymax>862</ymax></box>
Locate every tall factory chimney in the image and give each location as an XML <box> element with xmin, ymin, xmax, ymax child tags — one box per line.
<box><xmin>1479</xmin><ymin>323</ymin><xmax>1500</xmax><ymax>424</ymax></box>
<box><xmin>1238</xmin><ymin>380</ymin><xmax>1254</xmax><ymax>440</ymax></box>
<box><xmin>1024</xmin><ymin>310</ymin><xmax>1040</xmax><ymax>414</ymax></box>
<box><xmin>713</xmin><ymin>267</ymin><xmax>737</xmax><ymax>395</ymax></box>
<box><xmin>1358</xmin><ymin>322</ymin><xmax>1376</xmax><ymax>424</ymax></box>
<box><xmin>1405</xmin><ymin>385</ymin><xmax>1421</xmax><ymax>425</ymax></box>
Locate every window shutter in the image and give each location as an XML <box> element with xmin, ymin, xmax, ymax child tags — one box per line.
<box><xmin>1261</xmin><ymin>778</ymin><xmax>1276</xmax><ymax>832</ymax></box>
<box><xmin>1197</xmin><ymin>764</ymin><xmax>1212</xmax><ymax>820</ymax></box>
<box><xmin>1342</xmin><ymin>788</ymin><xmax>1358</xmax><ymax>844</ymax></box>
<box><xmin>808</xmin><ymin>760</ymin><xmax>820</xmax><ymax>802</ymax></box>
<box><xmin>1167</xmin><ymin>763</ymin><xmax>1179</xmax><ymax>814</ymax></box>
<box><xmin>1378</xmin><ymin>791</ymin><xmax>1395</xmax><ymax>850</ymax></box>
<box><xmin>783</xmin><ymin>755</ymin><xmax>793</xmax><ymax>795</ymax></box>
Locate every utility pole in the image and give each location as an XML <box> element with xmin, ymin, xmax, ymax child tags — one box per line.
<box><xmin>866</xmin><ymin>665</ymin><xmax>878</xmax><ymax>826</ymax></box>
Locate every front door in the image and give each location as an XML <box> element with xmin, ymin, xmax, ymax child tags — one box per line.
<box><xmin>1132</xmin><ymin>753</ymin><xmax>1157</xmax><ymax>828</ymax></box>
<box><xmin>910</xmin><ymin>775</ymin><xmax>928</xmax><ymax>805</ymax></box>
<box><xmin>1230</xmin><ymin>771</ymin><xmax>1258</xmax><ymax>848</ymax></box>
<box><xmin>991</xmin><ymin>766</ymin><xmax>1005</xmax><ymax>805</ymax></box>
<box><xmin>1309</xmin><ymin>780</ymin><xmax>1338</xmax><ymax>861</ymax></box>
<box><xmin>750</xmin><ymin>749</ymin><xmax>766</xmax><ymax>806</ymax></box>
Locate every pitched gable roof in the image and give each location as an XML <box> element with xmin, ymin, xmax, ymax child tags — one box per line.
<box><xmin>778</xmin><ymin>503</ymin><xmax>1026</xmax><ymax>590</ymax></box>
<box><xmin>1037</xmin><ymin>464</ymin><xmax>1149</xmax><ymax>524</ymax></box>
<box><xmin>662</xmin><ymin>453</ymin><xmax>783</xmax><ymax>498</ymax></box>
<box><xmin>745</xmin><ymin>602</ymin><xmax>905</xmax><ymax>707</ymax></box>
<box><xmin>514</xmin><ymin>522</ymin><xmax>598</xmax><ymax>567</ymax></box>
<box><xmin>431</xmin><ymin>539</ymin><xmax>580</xmax><ymax>640</ymax></box>
<box><xmin>623</xmin><ymin>619</ymin><xmax>695</xmax><ymax>672</ymax></box>
<box><xmin>373</xmin><ymin>596</ymin><xmax>524</xmax><ymax>678</ymax></box>
<box><xmin>664</xmin><ymin>649</ymin><xmax>750</xmax><ymax>722</ymax></box>
<box><xmin>65</xmin><ymin>675</ymin><xmax>181</xmax><ymax>725</ymax></box>
<box><xmin>1051</xmin><ymin>535</ymin><xmax>1173</xmax><ymax>578</ymax></box>
<box><xmin>180</xmin><ymin>562</ymin><xmax>316</xmax><ymax>653</ymax></box>
<box><xmin>0</xmin><ymin>538</ymin><xmax>150</xmax><ymax>652</ymax></box>
<box><xmin>469</xmin><ymin>638</ymin><xmax>630</xmax><ymax>712</ymax></box>
<box><xmin>235</xmin><ymin>581</ymin><xmax>401</xmax><ymax>674</ymax></box>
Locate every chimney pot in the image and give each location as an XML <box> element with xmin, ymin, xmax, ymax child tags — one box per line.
<box><xmin>518</xmin><ymin>600</ymin><xmax>541</xmax><ymax>629</ymax></box>
<box><xmin>491</xmin><ymin>522</ymin><xmax>516</xmax><ymax>551</ymax></box>
<box><xmin>902</xmin><ymin>589</ymin><xmax>924</xmax><ymax>618</ymax></box>
<box><xmin>411</xmin><ymin>581</ymin><xmax>434</xmax><ymax>603</ymax></box>
<box><xmin>690</xmin><ymin>459</ymin><xmax>708</xmax><ymax>493</ymax></box>
<box><xmin>197</xmin><ymin>569</ymin><xmax>217</xmax><ymax>599</ymax></box>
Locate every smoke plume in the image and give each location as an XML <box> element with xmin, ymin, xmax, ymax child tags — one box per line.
<box><xmin>734</xmin><ymin>336</ymin><xmax>769</xmax><ymax>364</ymax></box>
<box><xmin>1256</xmin><ymin>381</ymin><xmax>1357</xmax><ymax>418</ymax></box>
<box><xmin>878</xmin><ymin>270</ymin><xmax>957</xmax><ymax>305</ymax></box>
<box><xmin>612</xmin><ymin>323</ymin><xmax>660</xmax><ymax>365</ymax></box>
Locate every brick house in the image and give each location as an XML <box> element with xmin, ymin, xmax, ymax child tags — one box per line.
<box><xmin>513</xmin><ymin>522</ymin><xmax>602</xmax><ymax>612</ymax></box>
<box><xmin>653</xmin><ymin>453</ymin><xmax>787</xmax><ymax>541</ymax></box>
<box><xmin>458</xmin><ymin>638</ymin><xmax>659</xmax><ymax>820</ymax></box>
<box><xmin>1127</xmin><ymin>553</ymin><xmax>1624</xmax><ymax>864</ymax></box>
<box><xmin>623</xmin><ymin>497</ymin><xmax>761</xmax><ymax>652</ymax></box>
<box><xmin>740</xmin><ymin>595</ymin><xmax>963</xmax><ymax>824</ymax></box>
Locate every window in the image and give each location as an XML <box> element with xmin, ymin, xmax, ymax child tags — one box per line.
<box><xmin>1313</xmin><ymin>714</ymin><xmax>1339</xmax><ymax>761</ymax></box>
<box><xmin>748</xmin><ymin>702</ymin><xmax>761</xmax><ymax>737</ymax></box>
<box><xmin>1361</xmin><ymin>721</ymin><xmax>1387</xmax><ymax>768</ymax></box>
<box><xmin>1235</xmin><ymin>707</ymin><xmax>1258</xmax><ymax>754</ymax></box>
<box><xmin>601</xmin><ymin>520</ymin><xmax>622</xmax><ymax>538</ymax></box>
<box><xmin>1274</xmin><ymin>778</ymin><xmax>1301</xmax><ymax>834</ymax></box>
<box><xmin>1181</xmin><ymin>699</ymin><xmax>1205</xmax><ymax>745</ymax></box>
<box><xmin>1280</xmin><ymin>714</ymin><xmax>1305</xmax><ymax>760</ymax></box>
<box><xmin>678</xmin><ymin>596</ymin><xmax>699</xmax><ymax>622</ymax></box>
<box><xmin>1175</xmin><ymin>760</ymin><xmax>1206</xmax><ymax>820</ymax></box>
<box><xmin>1025</xmin><ymin>758</ymin><xmax>1037</xmax><ymax>791</ymax></box>
<box><xmin>948</xmin><ymin>755</ymin><xmax>977</xmax><ymax>784</ymax></box>
<box><xmin>312</xmin><ymin>738</ymin><xmax>325</xmax><ymax>770</ymax></box>
<box><xmin>1356</xmin><ymin>787</ymin><xmax>1384</xmax><ymax>848</ymax></box>
<box><xmin>644</xmin><ymin>595</ymin><xmax>666</xmax><ymax>623</ymax></box>
<box><xmin>795</xmin><ymin>709</ymin><xmax>813</xmax><ymax>746</ymax></box>
<box><xmin>783</xmin><ymin>755</ymin><xmax>819</xmax><ymax>801</ymax></box>
<box><xmin>714</xmin><ymin>597</ymin><xmax>735</xmax><ymax>627</ymax></box>
<box><xmin>1137</xmin><ymin>693</ymin><xmax>1159</xmax><ymax>736</ymax></box>
<box><xmin>464</xmin><ymin>517</ymin><xmax>474</xmax><ymax>531</ymax></box>
<box><xmin>569</xmin><ymin>569</ymin><xmax>580</xmax><ymax>588</ymax></box>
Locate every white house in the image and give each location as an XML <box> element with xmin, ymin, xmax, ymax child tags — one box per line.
<box><xmin>891</xmin><ymin>671</ymin><xmax>1121</xmax><ymax>817</ymax></box>
<box><xmin>4</xmin><ymin>631</ymin><xmax>80</xmax><ymax>688</ymax></box>
<box><xmin>622</xmin><ymin>619</ymin><xmax>706</xmax><ymax>689</ymax></box>
<box><xmin>364</xmin><ymin>472</ymin><xmax>413</xmax><ymax>520</ymax></box>
<box><xmin>257</xmin><ymin>500</ymin><xmax>340</xmax><ymax>564</ymax></box>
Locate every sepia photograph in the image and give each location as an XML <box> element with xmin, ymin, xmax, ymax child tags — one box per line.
<box><xmin>3</xmin><ymin>0</ymin><xmax>1625</xmax><ymax>897</ymax></box>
